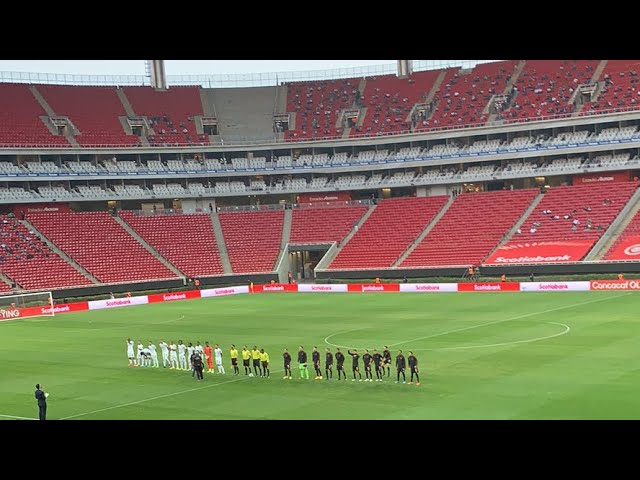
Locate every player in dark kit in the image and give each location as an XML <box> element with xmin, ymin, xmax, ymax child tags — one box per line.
<box><xmin>335</xmin><ymin>348</ymin><xmax>346</xmax><ymax>380</ymax></box>
<box><xmin>325</xmin><ymin>348</ymin><xmax>333</xmax><ymax>380</ymax></box>
<box><xmin>372</xmin><ymin>349</ymin><xmax>383</xmax><ymax>381</ymax></box>
<box><xmin>362</xmin><ymin>349</ymin><xmax>373</xmax><ymax>382</ymax></box>
<box><xmin>347</xmin><ymin>349</ymin><xmax>362</xmax><ymax>381</ymax></box>
<box><xmin>395</xmin><ymin>350</ymin><xmax>406</xmax><ymax>384</ymax></box>
<box><xmin>192</xmin><ymin>352</ymin><xmax>204</xmax><ymax>381</ymax></box>
<box><xmin>408</xmin><ymin>351</ymin><xmax>420</xmax><ymax>386</ymax></box>
<box><xmin>383</xmin><ymin>346</ymin><xmax>392</xmax><ymax>377</ymax></box>
<box><xmin>283</xmin><ymin>348</ymin><xmax>292</xmax><ymax>379</ymax></box>
<box><xmin>312</xmin><ymin>346</ymin><xmax>322</xmax><ymax>380</ymax></box>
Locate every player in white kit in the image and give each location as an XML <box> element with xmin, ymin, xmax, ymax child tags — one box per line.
<box><xmin>178</xmin><ymin>340</ymin><xmax>187</xmax><ymax>370</ymax></box>
<box><xmin>137</xmin><ymin>342</ymin><xmax>144</xmax><ymax>367</ymax></box>
<box><xmin>159</xmin><ymin>341</ymin><xmax>169</xmax><ymax>368</ymax></box>
<box><xmin>214</xmin><ymin>343</ymin><xmax>225</xmax><ymax>374</ymax></box>
<box><xmin>169</xmin><ymin>341</ymin><xmax>178</xmax><ymax>369</ymax></box>
<box><xmin>148</xmin><ymin>341</ymin><xmax>159</xmax><ymax>368</ymax></box>
<box><xmin>127</xmin><ymin>338</ymin><xmax>135</xmax><ymax>366</ymax></box>
<box><xmin>142</xmin><ymin>347</ymin><xmax>152</xmax><ymax>367</ymax></box>
<box><xmin>187</xmin><ymin>343</ymin><xmax>195</xmax><ymax>375</ymax></box>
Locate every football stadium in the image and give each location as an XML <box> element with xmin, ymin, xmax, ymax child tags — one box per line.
<box><xmin>1</xmin><ymin>60</ymin><xmax>640</xmax><ymax>420</ymax></box>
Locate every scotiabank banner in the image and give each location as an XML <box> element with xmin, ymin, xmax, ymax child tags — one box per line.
<box><xmin>520</xmin><ymin>281</ymin><xmax>591</xmax><ymax>292</ymax></box>
<box><xmin>200</xmin><ymin>285</ymin><xmax>249</xmax><ymax>298</ymax></box>
<box><xmin>252</xmin><ymin>284</ymin><xmax>299</xmax><ymax>293</ymax></box>
<box><xmin>573</xmin><ymin>171</ymin><xmax>631</xmax><ymax>184</ymax></box>
<box><xmin>458</xmin><ymin>282</ymin><xmax>521</xmax><ymax>292</ymax></box>
<box><xmin>298</xmin><ymin>284</ymin><xmax>348</xmax><ymax>293</ymax></box>
<box><xmin>590</xmin><ymin>279</ymin><xmax>640</xmax><ymax>291</ymax></box>
<box><xmin>0</xmin><ymin>301</ymin><xmax>89</xmax><ymax>320</ymax></box>
<box><xmin>148</xmin><ymin>290</ymin><xmax>201</xmax><ymax>303</ymax></box>
<box><xmin>297</xmin><ymin>192</ymin><xmax>352</xmax><ymax>204</ymax></box>
<box><xmin>604</xmin><ymin>235</ymin><xmax>640</xmax><ymax>260</ymax></box>
<box><xmin>347</xmin><ymin>284</ymin><xmax>400</xmax><ymax>292</ymax></box>
<box><xmin>88</xmin><ymin>296</ymin><xmax>149</xmax><ymax>310</ymax></box>
<box><xmin>14</xmin><ymin>202</ymin><xmax>71</xmax><ymax>216</ymax></box>
<box><xmin>484</xmin><ymin>240</ymin><xmax>595</xmax><ymax>264</ymax></box>
<box><xmin>400</xmin><ymin>283</ymin><xmax>458</xmax><ymax>292</ymax></box>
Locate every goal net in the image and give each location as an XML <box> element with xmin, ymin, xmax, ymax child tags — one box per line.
<box><xmin>0</xmin><ymin>291</ymin><xmax>54</xmax><ymax>321</ymax></box>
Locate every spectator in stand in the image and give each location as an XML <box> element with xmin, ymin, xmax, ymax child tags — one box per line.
<box><xmin>618</xmin><ymin>273</ymin><xmax>625</xmax><ymax>280</ymax></box>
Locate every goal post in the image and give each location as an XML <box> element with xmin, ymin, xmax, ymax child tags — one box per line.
<box><xmin>0</xmin><ymin>291</ymin><xmax>54</xmax><ymax>321</ymax></box>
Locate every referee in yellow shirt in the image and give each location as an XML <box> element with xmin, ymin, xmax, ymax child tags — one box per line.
<box><xmin>251</xmin><ymin>345</ymin><xmax>262</xmax><ymax>377</ymax></box>
<box><xmin>230</xmin><ymin>344</ymin><xmax>239</xmax><ymax>376</ymax></box>
<box><xmin>241</xmin><ymin>345</ymin><xmax>252</xmax><ymax>376</ymax></box>
<box><xmin>259</xmin><ymin>348</ymin><xmax>270</xmax><ymax>378</ymax></box>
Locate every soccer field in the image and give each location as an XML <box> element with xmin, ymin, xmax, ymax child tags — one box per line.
<box><xmin>1</xmin><ymin>291</ymin><xmax>639</xmax><ymax>420</ymax></box>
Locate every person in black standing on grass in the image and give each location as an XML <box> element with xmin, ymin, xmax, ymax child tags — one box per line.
<box><xmin>312</xmin><ymin>346</ymin><xmax>322</xmax><ymax>380</ymax></box>
<box><xmin>372</xmin><ymin>349</ymin><xmax>383</xmax><ymax>382</ymax></box>
<box><xmin>362</xmin><ymin>349</ymin><xmax>373</xmax><ymax>382</ymax></box>
<box><xmin>283</xmin><ymin>348</ymin><xmax>292</xmax><ymax>379</ymax></box>
<box><xmin>325</xmin><ymin>348</ymin><xmax>333</xmax><ymax>380</ymax></box>
<box><xmin>407</xmin><ymin>351</ymin><xmax>420</xmax><ymax>386</ymax></box>
<box><xmin>347</xmin><ymin>349</ymin><xmax>362</xmax><ymax>381</ymax></box>
<box><xmin>395</xmin><ymin>350</ymin><xmax>406</xmax><ymax>384</ymax></box>
<box><xmin>35</xmin><ymin>384</ymin><xmax>48</xmax><ymax>420</ymax></box>
<box><xmin>383</xmin><ymin>346</ymin><xmax>392</xmax><ymax>377</ymax></box>
<box><xmin>192</xmin><ymin>352</ymin><xmax>204</xmax><ymax>381</ymax></box>
<box><xmin>335</xmin><ymin>348</ymin><xmax>346</xmax><ymax>380</ymax></box>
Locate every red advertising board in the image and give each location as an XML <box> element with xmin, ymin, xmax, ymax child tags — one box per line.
<box><xmin>590</xmin><ymin>279</ymin><xmax>640</xmax><ymax>291</ymax></box>
<box><xmin>297</xmin><ymin>192</ymin><xmax>352</xmax><ymax>204</ymax></box>
<box><xmin>252</xmin><ymin>284</ymin><xmax>299</xmax><ymax>293</ymax></box>
<box><xmin>13</xmin><ymin>203</ymin><xmax>71</xmax><ymax>216</ymax></box>
<box><xmin>573</xmin><ymin>171</ymin><xmax>631</xmax><ymax>184</ymax></box>
<box><xmin>604</xmin><ymin>235</ymin><xmax>640</xmax><ymax>260</ymax></box>
<box><xmin>346</xmin><ymin>284</ymin><xmax>400</xmax><ymax>292</ymax></box>
<box><xmin>147</xmin><ymin>290</ymin><xmax>201</xmax><ymax>303</ymax></box>
<box><xmin>0</xmin><ymin>301</ymin><xmax>89</xmax><ymax>320</ymax></box>
<box><xmin>484</xmin><ymin>240</ymin><xmax>595</xmax><ymax>264</ymax></box>
<box><xmin>458</xmin><ymin>282</ymin><xmax>520</xmax><ymax>292</ymax></box>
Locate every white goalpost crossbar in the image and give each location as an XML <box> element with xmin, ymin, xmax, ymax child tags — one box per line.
<box><xmin>0</xmin><ymin>291</ymin><xmax>54</xmax><ymax>321</ymax></box>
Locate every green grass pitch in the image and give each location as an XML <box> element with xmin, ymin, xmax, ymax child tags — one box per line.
<box><xmin>1</xmin><ymin>291</ymin><xmax>639</xmax><ymax>420</ymax></box>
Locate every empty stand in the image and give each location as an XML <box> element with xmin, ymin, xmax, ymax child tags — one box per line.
<box><xmin>0</xmin><ymin>83</ymin><xmax>68</xmax><ymax>146</ymax></box>
<box><xmin>0</xmin><ymin>216</ymin><xmax>92</xmax><ymax>290</ymax></box>
<box><xmin>401</xmin><ymin>189</ymin><xmax>538</xmax><ymax>268</ymax></box>
<box><xmin>290</xmin><ymin>205</ymin><xmax>368</xmax><ymax>244</ymax></box>
<box><xmin>330</xmin><ymin>196</ymin><xmax>448</xmax><ymax>269</ymax></box>
<box><xmin>218</xmin><ymin>210</ymin><xmax>284</xmax><ymax>273</ymax></box>
<box><xmin>123</xmin><ymin>86</ymin><xmax>205</xmax><ymax>145</ymax></box>
<box><xmin>27</xmin><ymin>212</ymin><xmax>177</xmax><ymax>283</ymax></box>
<box><xmin>120</xmin><ymin>212</ymin><xmax>224</xmax><ymax>277</ymax></box>
<box><xmin>604</xmin><ymin>208</ymin><xmax>640</xmax><ymax>260</ymax></box>
<box><xmin>37</xmin><ymin>85</ymin><xmax>139</xmax><ymax>146</ymax></box>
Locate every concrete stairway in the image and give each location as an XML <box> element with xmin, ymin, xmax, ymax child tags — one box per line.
<box><xmin>585</xmin><ymin>186</ymin><xmax>640</xmax><ymax>261</ymax></box>
<box><xmin>572</xmin><ymin>60</ymin><xmax>608</xmax><ymax>116</ymax></box>
<box><xmin>19</xmin><ymin>219</ymin><xmax>101</xmax><ymax>284</ymax></box>
<box><xmin>29</xmin><ymin>85</ymin><xmax>56</xmax><ymax>116</ymax></box>
<box><xmin>392</xmin><ymin>195</ymin><xmax>455</xmax><ymax>267</ymax></box>
<box><xmin>210</xmin><ymin>211</ymin><xmax>233</xmax><ymax>274</ymax></box>
<box><xmin>199</xmin><ymin>88</ymin><xmax>218</xmax><ymax>117</ymax></box>
<box><xmin>0</xmin><ymin>272</ymin><xmax>16</xmax><ymax>289</ymax></box>
<box><xmin>275</xmin><ymin>209</ymin><xmax>293</xmax><ymax>281</ymax></box>
<box><xmin>482</xmin><ymin>192</ymin><xmax>546</xmax><ymax>261</ymax></box>
<box><xmin>116</xmin><ymin>87</ymin><xmax>137</xmax><ymax>117</ymax></box>
<box><xmin>274</xmin><ymin>85</ymin><xmax>289</xmax><ymax>114</ymax></box>
<box><xmin>410</xmin><ymin>69</ymin><xmax>448</xmax><ymax>128</ymax></box>
<box><xmin>487</xmin><ymin>60</ymin><xmax>526</xmax><ymax>122</ymax></box>
<box><xmin>113</xmin><ymin>216</ymin><xmax>184</xmax><ymax>278</ymax></box>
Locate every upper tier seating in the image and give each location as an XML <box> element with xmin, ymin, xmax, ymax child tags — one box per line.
<box><xmin>218</xmin><ymin>210</ymin><xmax>284</xmax><ymax>273</ymax></box>
<box><xmin>401</xmin><ymin>189</ymin><xmax>538</xmax><ymax>268</ymax></box>
<box><xmin>330</xmin><ymin>196</ymin><xmax>448</xmax><ymax>269</ymax></box>
<box><xmin>27</xmin><ymin>212</ymin><xmax>177</xmax><ymax>283</ymax></box>
<box><xmin>120</xmin><ymin>212</ymin><xmax>224</xmax><ymax>277</ymax></box>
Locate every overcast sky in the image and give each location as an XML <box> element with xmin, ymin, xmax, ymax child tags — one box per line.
<box><xmin>0</xmin><ymin>60</ymin><xmax>398</xmax><ymax>76</ymax></box>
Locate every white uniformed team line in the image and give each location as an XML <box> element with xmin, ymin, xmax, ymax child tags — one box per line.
<box><xmin>127</xmin><ymin>339</ymin><xmax>225</xmax><ymax>374</ymax></box>
<box><xmin>56</xmin><ymin>292</ymin><xmax>631</xmax><ymax>419</ymax></box>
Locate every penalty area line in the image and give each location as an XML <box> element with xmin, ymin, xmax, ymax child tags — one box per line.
<box><xmin>60</xmin><ymin>367</ymin><xmax>285</xmax><ymax>420</ymax></box>
<box><xmin>0</xmin><ymin>414</ymin><xmax>37</xmax><ymax>420</ymax></box>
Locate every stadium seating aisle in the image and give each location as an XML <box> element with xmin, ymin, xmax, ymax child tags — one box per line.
<box><xmin>218</xmin><ymin>210</ymin><xmax>284</xmax><ymax>273</ymax></box>
<box><xmin>119</xmin><ymin>212</ymin><xmax>224</xmax><ymax>277</ymax></box>
<box><xmin>27</xmin><ymin>212</ymin><xmax>177</xmax><ymax>283</ymax></box>
<box><xmin>37</xmin><ymin>85</ymin><xmax>139</xmax><ymax>146</ymax></box>
<box><xmin>330</xmin><ymin>196</ymin><xmax>449</xmax><ymax>269</ymax></box>
<box><xmin>400</xmin><ymin>189</ymin><xmax>538</xmax><ymax>268</ymax></box>
<box><xmin>0</xmin><ymin>216</ymin><xmax>92</xmax><ymax>290</ymax></box>
<box><xmin>603</xmin><ymin>208</ymin><xmax>640</xmax><ymax>260</ymax></box>
<box><xmin>290</xmin><ymin>205</ymin><xmax>369</xmax><ymax>244</ymax></box>
<box><xmin>582</xmin><ymin>60</ymin><xmax>640</xmax><ymax>115</ymax></box>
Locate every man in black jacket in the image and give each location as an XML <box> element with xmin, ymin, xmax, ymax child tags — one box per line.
<box><xmin>407</xmin><ymin>351</ymin><xmax>420</xmax><ymax>386</ymax></box>
<box><xmin>347</xmin><ymin>349</ymin><xmax>362</xmax><ymax>381</ymax></box>
<box><xmin>35</xmin><ymin>384</ymin><xmax>48</xmax><ymax>420</ymax></box>
<box><xmin>298</xmin><ymin>346</ymin><xmax>309</xmax><ymax>380</ymax></box>
<box><xmin>395</xmin><ymin>350</ymin><xmax>406</xmax><ymax>384</ymax></box>
<box><xmin>335</xmin><ymin>348</ymin><xmax>346</xmax><ymax>380</ymax></box>
<box><xmin>325</xmin><ymin>348</ymin><xmax>333</xmax><ymax>381</ymax></box>
<box><xmin>192</xmin><ymin>352</ymin><xmax>204</xmax><ymax>381</ymax></box>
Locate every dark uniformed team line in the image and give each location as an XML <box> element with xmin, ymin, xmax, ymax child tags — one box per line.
<box><xmin>283</xmin><ymin>346</ymin><xmax>421</xmax><ymax>386</ymax></box>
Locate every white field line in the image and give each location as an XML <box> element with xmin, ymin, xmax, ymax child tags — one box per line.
<box><xmin>60</xmin><ymin>368</ymin><xmax>285</xmax><ymax>420</ymax></box>
<box><xmin>0</xmin><ymin>414</ymin><xmax>37</xmax><ymax>420</ymax></box>
<box><xmin>324</xmin><ymin>293</ymin><xmax>632</xmax><ymax>350</ymax></box>
<box><xmin>153</xmin><ymin>315</ymin><xmax>186</xmax><ymax>325</ymax></box>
